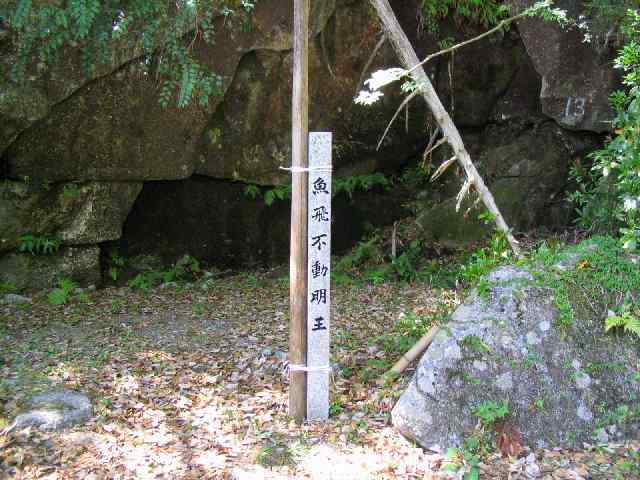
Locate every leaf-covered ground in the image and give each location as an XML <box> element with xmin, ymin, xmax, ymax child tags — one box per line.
<box><xmin>0</xmin><ymin>270</ymin><xmax>638</xmax><ymax>479</ymax></box>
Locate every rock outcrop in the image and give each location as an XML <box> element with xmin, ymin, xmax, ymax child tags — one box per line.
<box><xmin>392</xmin><ymin>260</ymin><xmax>640</xmax><ymax>450</ymax></box>
<box><xmin>0</xmin><ymin>0</ymin><xmax>619</xmax><ymax>286</ymax></box>
<box><xmin>514</xmin><ymin>0</ymin><xmax>620</xmax><ymax>132</ymax></box>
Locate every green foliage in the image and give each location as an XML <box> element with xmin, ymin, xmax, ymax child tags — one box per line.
<box><xmin>473</xmin><ymin>400</ymin><xmax>509</xmax><ymax>426</ymax></box>
<box><xmin>569</xmin><ymin>9</ymin><xmax>640</xmax><ymax>250</ymax></box>
<box><xmin>2</xmin><ymin>0</ymin><xmax>256</xmax><ymax>108</ymax></box>
<box><xmin>419</xmin><ymin>0</ymin><xmax>510</xmax><ymax>33</ymax></box>
<box><xmin>264</xmin><ymin>184</ymin><xmax>291</xmax><ymax>206</ymax></box>
<box><xmin>17</xmin><ymin>234</ymin><xmax>60</xmax><ymax>255</ymax></box>
<box><xmin>335</xmin><ymin>235</ymin><xmax>382</xmax><ymax>272</ymax></box>
<box><xmin>62</xmin><ymin>183</ymin><xmax>82</xmax><ymax>199</ymax></box>
<box><xmin>443</xmin><ymin>446</ymin><xmax>480</xmax><ymax>480</ymax></box>
<box><xmin>605</xmin><ymin>305</ymin><xmax>640</xmax><ymax>339</ymax></box>
<box><xmin>0</xmin><ymin>282</ymin><xmax>17</xmax><ymax>295</ymax></box>
<box><xmin>243</xmin><ymin>173</ymin><xmax>391</xmax><ymax>207</ymax></box>
<box><xmin>459</xmin><ymin>226</ymin><xmax>511</xmax><ymax>287</ymax></box>
<box><xmin>127</xmin><ymin>254</ymin><xmax>201</xmax><ymax>291</ymax></box>
<box><xmin>613</xmin><ymin>447</ymin><xmax>640</xmax><ymax>480</ymax></box>
<box><xmin>107</xmin><ymin>251</ymin><xmax>126</xmax><ymax>281</ymax></box>
<box><xmin>444</xmin><ymin>400</ymin><xmax>510</xmax><ymax>478</ymax></box>
<box><xmin>530</xmin><ymin>235</ymin><xmax>640</xmax><ymax>335</ymax></box>
<box><xmin>47</xmin><ymin>278</ymin><xmax>77</xmax><ymax>306</ymax></box>
<box><xmin>333</xmin><ymin>173</ymin><xmax>391</xmax><ymax>199</ymax></box>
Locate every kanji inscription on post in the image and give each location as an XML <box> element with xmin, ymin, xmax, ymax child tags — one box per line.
<box><xmin>307</xmin><ymin>132</ymin><xmax>332</xmax><ymax>420</ymax></box>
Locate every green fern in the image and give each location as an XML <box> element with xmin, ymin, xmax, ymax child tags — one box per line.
<box><xmin>605</xmin><ymin>311</ymin><xmax>640</xmax><ymax>339</ymax></box>
<box><xmin>2</xmin><ymin>0</ymin><xmax>254</xmax><ymax>108</ymax></box>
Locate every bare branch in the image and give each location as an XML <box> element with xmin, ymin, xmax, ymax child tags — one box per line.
<box><xmin>355</xmin><ymin>33</ymin><xmax>387</xmax><ymax>96</ymax></box>
<box><xmin>376</xmin><ymin>90</ymin><xmax>419</xmax><ymax>151</ymax></box>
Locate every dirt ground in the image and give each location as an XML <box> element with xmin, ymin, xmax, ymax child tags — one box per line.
<box><xmin>1</xmin><ymin>270</ymin><xmax>638</xmax><ymax>479</ymax></box>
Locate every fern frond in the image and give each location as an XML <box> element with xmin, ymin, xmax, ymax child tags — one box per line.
<box><xmin>623</xmin><ymin>315</ymin><xmax>640</xmax><ymax>338</ymax></box>
<box><xmin>605</xmin><ymin>315</ymin><xmax>627</xmax><ymax>331</ymax></box>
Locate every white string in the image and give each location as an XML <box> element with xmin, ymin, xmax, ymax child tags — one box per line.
<box><xmin>288</xmin><ymin>364</ymin><xmax>331</xmax><ymax>373</ymax></box>
<box><xmin>279</xmin><ymin>166</ymin><xmax>333</xmax><ymax>173</ymax></box>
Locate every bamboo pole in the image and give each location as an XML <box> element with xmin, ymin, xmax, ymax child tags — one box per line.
<box><xmin>385</xmin><ymin>325</ymin><xmax>440</xmax><ymax>377</ymax></box>
<box><xmin>289</xmin><ymin>0</ymin><xmax>310</xmax><ymax>423</ymax></box>
<box><xmin>370</xmin><ymin>0</ymin><xmax>522</xmax><ymax>258</ymax></box>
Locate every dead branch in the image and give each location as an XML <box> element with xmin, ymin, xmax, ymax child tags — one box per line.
<box><xmin>376</xmin><ymin>90</ymin><xmax>419</xmax><ymax>150</ymax></box>
<box><xmin>355</xmin><ymin>33</ymin><xmax>387</xmax><ymax>96</ymax></box>
<box><xmin>370</xmin><ymin>0</ymin><xmax>522</xmax><ymax>257</ymax></box>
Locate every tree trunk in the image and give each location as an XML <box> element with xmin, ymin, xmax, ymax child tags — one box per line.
<box><xmin>370</xmin><ymin>0</ymin><xmax>522</xmax><ymax>257</ymax></box>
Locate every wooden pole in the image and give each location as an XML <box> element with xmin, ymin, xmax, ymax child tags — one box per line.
<box><xmin>289</xmin><ymin>0</ymin><xmax>310</xmax><ymax>423</ymax></box>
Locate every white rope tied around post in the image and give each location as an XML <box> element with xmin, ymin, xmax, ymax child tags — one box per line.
<box><xmin>288</xmin><ymin>364</ymin><xmax>332</xmax><ymax>373</ymax></box>
<box><xmin>279</xmin><ymin>166</ymin><xmax>333</xmax><ymax>173</ymax></box>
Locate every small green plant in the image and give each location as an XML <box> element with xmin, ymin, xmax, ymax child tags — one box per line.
<box><xmin>329</xmin><ymin>400</ymin><xmax>344</xmax><ymax>416</ymax></box>
<box><xmin>128</xmin><ymin>272</ymin><xmax>155</xmax><ymax>291</ymax></box>
<box><xmin>48</xmin><ymin>278</ymin><xmax>78</xmax><ymax>306</ymax></box>
<box><xmin>110</xmin><ymin>299</ymin><xmax>124</xmax><ymax>314</ymax></box>
<box><xmin>460</xmin><ymin>226</ymin><xmax>511</xmax><ymax>288</ymax></box>
<box><xmin>192</xmin><ymin>302</ymin><xmax>206</xmax><ymax>316</ymax></box>
<box><xmin>333</xmin><ymin>173</ymin><xmax>391</xmax><ymax>199</ymax></box>
<box><xmin>18</xmin><ymin>234</ymin><xmax>61</xmax><ymax>255</ymax></box>
<box><xmin>443</xmin><ymin>446</ymin><xmax>481</xmax><ymax>480</ymax></box>
<box><xmin>62</xmin><ymin>183</ymin><xmax>82</xmax><ymax>199</ymax></box>
<box><xmin>605</xmin><ymin>305</ymin><xmax>640</xmax><ymax>339</ymax></box>
<box><xmin>0</xmin><ymin>282</ymin><xmax>17</xmax><ymax>295</ymax></box>
<box><xmin>443</xmin><ymin>400</ymin><xmax>511</xmax><ymax>478</ymax></box>
<box><xmin>107</xmin><ymin>252</ymin><xmax>127</xmax><ymax>281</ymax></box>
<box><xmin>473</xmin><ymin>400</ymin><xmax>509</xmax><ymax>426</ymax></box>
<box><xmin>127</xmin><ymin>255</ymin><xmax>202</xmax><ymax>291</ymax></box>
<box><xmin>613</xmin><ymin>446</ymin><xmax>640</xmax><ymax>479</ymax></box>
<box><xmin>460</xmin><ymin>335</ymin><xmax>491</xmax><ymax>355</ymax></box>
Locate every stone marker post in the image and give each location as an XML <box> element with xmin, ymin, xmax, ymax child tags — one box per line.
<box><xmin>306</xmin><ymin>132</ymin><xmax>332</xmax><ymax>420</ymax></box>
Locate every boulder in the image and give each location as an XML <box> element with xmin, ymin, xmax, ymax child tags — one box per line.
<box><xmin>5</xmin><ymin>390</ymin><xmax>92</xmax><ymax>432</ymax></box>
<box><xmin>392</xmin><ymin>263</ymin><xmax>640</xmax><ymax>450</ymax></box>
<box><xmin>514</xmin><ymin>0</ymin><xmax>621</xmax><ymax>132</ymax></box>
<box><xmin>0</xmin><ymin>246</ymin><xmax>101</xmax><ymax>291</ymax></box>
<box><xmin>0</xmin><ymin>180</ymin><xmax>141</xmax><ymax>253</ymax></box>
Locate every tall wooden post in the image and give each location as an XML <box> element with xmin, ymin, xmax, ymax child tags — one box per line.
<box><xmin>289</xmin><ymin>0</ymin><xmax>310</xmax><ymax>423</ymax></box>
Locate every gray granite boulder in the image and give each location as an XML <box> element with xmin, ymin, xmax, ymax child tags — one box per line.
<box><xmin>392</xmin><ymin>265</ymin><xmax>640</xmax><ymax>451</ymax></box>
<box><xmin>4</xmin><ymin>390</ymin><xmax>92</xmax><ymax>432</ymax></box>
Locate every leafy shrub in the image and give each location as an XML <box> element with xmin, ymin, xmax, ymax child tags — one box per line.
<box><xmin>569</xmin><ymin>10</ymin><xmax>640</xmax><ymax>250</ymax></box>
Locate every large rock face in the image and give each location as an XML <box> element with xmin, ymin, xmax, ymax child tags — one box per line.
<box><xmin>514</xmin><ymin>0</ymin><xmax>620</xmax><ymax>132</ymax></box>
<box><xmin>0</xmin><ymin>0</ymin><xmax>620</xmax><ymax>285</ymax></box>
<box><xmin>392</xmin><ymin>264</ymin><xmax>640</xmax><ymax>450</ymax></box>
<box><xmin>0</xmin><ymin>181</ymin><xmax>141</xmax><ymax>253</ymax></box>
<box><xmin>0</xmin><ymin>246</ymin><xmax>101</xmax><ymax>290</ymax></box>
<box><xmin>415</xmin><ymin>122</ymin><xmax>599</xmax><ymax>246</ymax></box>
